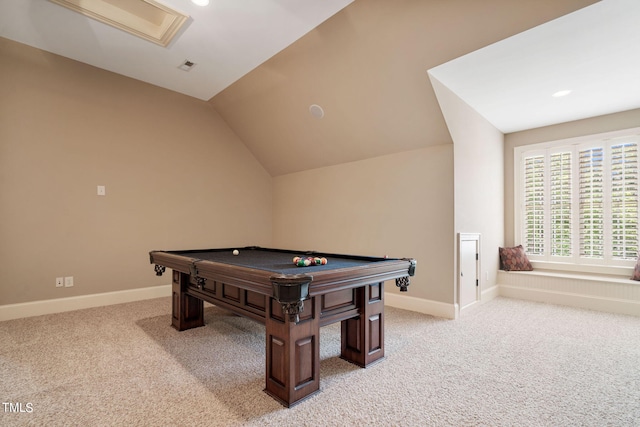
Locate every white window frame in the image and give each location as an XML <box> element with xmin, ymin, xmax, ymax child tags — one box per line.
<box><xmin>514</xmin><ymin>127</ymin><xmax>640</xmax><ymax>276</ymax></box>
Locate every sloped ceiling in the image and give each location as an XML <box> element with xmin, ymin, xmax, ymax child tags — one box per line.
<box><xmin>430</xmin><ymin>0</ymin><xmax>640</xmax><ymax>133</ymax></box>
<box><xmin>0</xmin><ymin>0</ymin><xmax>354</xmax><ymax>100</ymax></box>
<box><xmin>4</xmin><ymin>0</ymin><xmax>634</xmax><ymax>177</ymax></box>
<box><xmin>210</xmin><ymin>0</ymin><xmax>600</xmax><ymax>176</ymax></box>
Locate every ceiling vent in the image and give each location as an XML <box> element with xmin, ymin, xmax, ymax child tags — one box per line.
<box><xmin>178</xmin><ymin>60</ymin><xmax>196</xmax><ymax>71</ymax></box>
<box><xmin>48</xmin><ymin>0</ymin><xmax>190</xmax><ymax>47</ymax></box>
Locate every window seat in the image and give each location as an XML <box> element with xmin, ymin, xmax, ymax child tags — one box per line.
<box><xmin>501</xmin><ymin>269</ymin><xmax>639</xmax><ymax>285</ymax></box>
<box><xmin>496</xmin><ymin>269</ymin><xmax>640</xmax><ymax>316</ymax></box>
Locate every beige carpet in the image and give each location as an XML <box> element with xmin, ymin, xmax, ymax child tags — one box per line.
<box><xmin>1</xmin><ymin>296</ymin><xmax>639</xmax><ymax>426</ymax></box>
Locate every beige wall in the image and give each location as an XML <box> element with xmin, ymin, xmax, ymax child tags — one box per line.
<box><xmin>504</xmin><ymin>108</ymin><xmax>640</xmax><ymax>246</ymax></box>
<box><xmin>0</xmin><ymin>0</ymin><xmax>618</xmax><ymax>315</ymax></box>
<box><xmin>273</xmin><ymin>146</ymin><xmax>455</xmax><ymax>304</ymax></box>
<box><xmin>0</xmin><ymin>38</ymin><xmax>272</xmax><ymax>306</ymax></box>
<box><xmin>430</xmin><ymin>76</ymin><xmax>505</xmax><ymax>300</ymax></box>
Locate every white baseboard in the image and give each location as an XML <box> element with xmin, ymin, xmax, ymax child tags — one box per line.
<box><xmin>499</xmin><ymin>285</ymin><xmax>640</xmax><ymax>317</ymax></box>
<box><xmin>482</xmin><ymin>285</ymin><xmax>500</xmax><ymax>301</ymax></box>
<box><xmin>10</xmin><ymin>283</ymin><xmax>631</xmax><ymax>323</ymax></box>
<box><xmin>454</xmin><ymin>286</ymin><xmax>500</xmax><ymax>319</ymax></box>
<box><xmin>384</xmin><ymin>292</ymin><xmax>455</xmax><ymax>319</ymax></box>
<box><xmin>0</xmin><ymin>285</ymin><xmax>172</xmax><ymax>322</ymax></box>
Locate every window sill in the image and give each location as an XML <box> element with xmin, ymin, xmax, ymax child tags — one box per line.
<box><xmin>528</xmin><ymin>260</ymin><xmax>634</xmax><ymax>277</ymax></box>
<box><xmin>499</xmin><ymin>268</ymin><xmax>639</xmax><ymax>285</ymax></box>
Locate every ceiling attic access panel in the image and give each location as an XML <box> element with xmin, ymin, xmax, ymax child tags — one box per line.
<box><xmin>48</xmin><ymin>0</ymin><xmax>189</xmax><ymax>47</ymax></box>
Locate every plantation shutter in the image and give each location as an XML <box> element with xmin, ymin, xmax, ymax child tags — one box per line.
<box><xmin>550</xmin><ymin>152</ymin><xmax>572</xmax><ymax>257</ymax></box>
<box><xmin>579</xmin><ymin>147</ymin><xmax>604</xmax><ymax>258</ymax></box>
<box><xmin>610</xmin><ymin>142</ymin><xmax>639</xmax><ymax>260</ymax></box>
<box><xmin>517</xmin><ymin>132</ymin><xmax>640</xmax><ymax>269</ymax></box>
<box><xmin>523</xmin><ymin>155</ymin><xmax>545</xmax><ymax>255</ymax></box>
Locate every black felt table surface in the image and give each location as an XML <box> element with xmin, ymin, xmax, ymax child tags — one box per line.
<box><xmin>175</xmin><ymin>247</ymin><xmax>390</xmax><ymax>275</ymax></box>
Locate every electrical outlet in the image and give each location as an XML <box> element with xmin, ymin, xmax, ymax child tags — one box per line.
<box><xmin>64</xmin><ymin>276</ymin><xmax>74</xmax><ymax>287</ymax></box>
<box><xmin>56</xmin><ymin>277</ymin><xmax>64</xmax><ymax>287</ymax></box>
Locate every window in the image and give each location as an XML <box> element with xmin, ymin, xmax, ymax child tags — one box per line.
<box><xmin>515</xmin><ymin>129</ymin><xmax>640</xmax><ymax>273</ymax></box>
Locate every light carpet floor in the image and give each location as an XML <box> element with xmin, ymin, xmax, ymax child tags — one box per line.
<box><xmin>1</xmin><ymin>296</ymin><xmax>639</xmax><ymax>426</ymax></box>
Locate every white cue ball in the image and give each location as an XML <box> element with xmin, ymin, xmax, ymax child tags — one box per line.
<box><xmin>232</xmin><ymin>250</ymin><xmax>239</xmax><ymax>256</ymax></box>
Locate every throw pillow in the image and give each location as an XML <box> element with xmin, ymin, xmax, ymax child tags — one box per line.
<box><xmin>631</xmin><ymin>257</ymin><xmax>640</xmax><ymax>281</ymax></box>
<box><xmin>499</xmin><ymin>245</ymin><xmax>533</xmax><ymax>271</ymax></box>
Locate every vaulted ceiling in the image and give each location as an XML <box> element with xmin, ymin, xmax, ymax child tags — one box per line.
<box><xmin>208</xmin><ymin>0</ymin><xmax>607</xmax><ymax>175</ymax></box>
<box><xmin>0</xmin><ymin>0</ymin><xmax>353</xmax><ymax>100</ymax></box>
<box><xmin>430</xmin><ymin>0</ymin><xmax>640</xmax><ymax>134</ymax></box>
<box><xmin>2</xmin><ymin>0</ymin><xmax>638</xmax><ymax>176</ymax></box>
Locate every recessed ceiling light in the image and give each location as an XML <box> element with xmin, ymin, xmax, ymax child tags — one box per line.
<box><xmin>552</xmin><ymin>90</ymin><xmax>572</xmax><ymax>97</ymax></box>
<box><xmin>191</xmin><ymin>0</ymin><xmax>210</xmax><ymax>6</ymax></box>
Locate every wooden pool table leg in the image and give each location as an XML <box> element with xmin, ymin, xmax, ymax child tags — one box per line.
<box><xmin>340</xmin><ymin>282</ymin><xmax>385</xmax><ymax>367</ymax></box>
<box><xmin>171</xmin><ymin>271</ymin><xmax>204</xmax><ymax>331</ymax></box>
<box><xmin>264</xmin><ymin>296</ymin><xmax>321</xmax><ymax>407</ymax></box>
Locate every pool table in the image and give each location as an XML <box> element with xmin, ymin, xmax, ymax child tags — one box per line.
<box><xmin>149</xmin><ymin>246</ymin><xmax>416</xmax><ymax>407</ymax></box>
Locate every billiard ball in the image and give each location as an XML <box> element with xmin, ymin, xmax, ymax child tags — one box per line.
<box><xmin>233</xmin><ymin>250</ymin><xmax>239</xmax><ymax>256</ymax></box>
